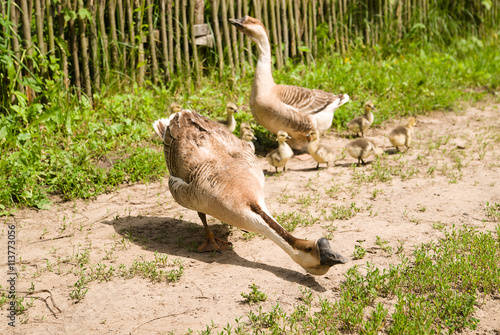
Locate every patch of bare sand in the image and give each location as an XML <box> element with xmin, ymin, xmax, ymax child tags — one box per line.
<box><xmin>1</xmin><ymin>102</ymin><xmax>499</xmax><ymax>334</ymax></box>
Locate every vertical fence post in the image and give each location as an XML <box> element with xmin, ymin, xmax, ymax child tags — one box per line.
<box><xmin>211</xmin><ymin>0</ymin><xmax>225</xmax><ymax>78</ymax></box>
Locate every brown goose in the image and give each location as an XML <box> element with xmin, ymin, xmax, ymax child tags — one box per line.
<box><xmin>229</xmin><ymin>16</ymin><xmax>349</xmax><ymax>150</ymax></box>
<box><xmin>346</xmin><ymin>101</ymin><xmax>376</xmax><ymax>137</ymax></box>
<box><xmin>153</xmin><ymin>109</ymin><xmax>347</xmax><ymax>275</ymax></box>
<box><xmin>388</xmin><ymin>117</ymin><xmax>417</xmax><ymax>152</ymax></box>
<box><xmin>345</xmin><ymin>138</ymin><xmax>384</xmax><ymax>165</ymax></box>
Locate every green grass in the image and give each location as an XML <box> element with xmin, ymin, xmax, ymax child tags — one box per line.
<box><xmin>327</xmin><ymin>203</ymin><xmax>361</xmax><ymax>220</ymax></box>
<box><xmin>1</xmin><ymin>37</ymin><xmax>499</xmax><ymax>210</ymax></box>
<box><xmin>241</xmin><ymin>284</ymin><xmax>268</xmax><ymax>305</ymax></box>
<box><xmin>187</xmin><ymin>225</ymin><xmax>500</xmax><ymax>334</ymax></box>
<box><xmin>485</xmin><ymin>202</ymin><xmax>500</xmax><ymax>222</ymax></box>
<box><xmin>274</xmin><ymin>211</ymin><xmax>320</xmax><ymax>232</ymax></box>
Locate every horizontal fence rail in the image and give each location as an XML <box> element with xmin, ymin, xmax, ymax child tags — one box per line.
<box><xmin>0</xmin><ymin>0</ymin><xmax>499</xmax><ymax>108</ymax></box>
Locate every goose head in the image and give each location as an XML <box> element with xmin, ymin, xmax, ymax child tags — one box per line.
<box><xmin>229</xmin><ymin>16</ymin><xmax>269</xmax><ymax>45</ymax></box>
<box><xmin>374</xmin><ymin>145</ymin><xmax>384</xmax><ymax>156</ymax></box>
<box><xmin>306</xmin><ymin>130</ymin><xmax>320</xmax><ymax>142</ymax></box>
<box><xmin>241</xmin><ymin>129</ymin><xmax>257</xmax><ymax>142</ymax></box>
<box><xmin>240</xmin><ymin>121</ymin><xmax>252</xmax><ymax>134</ymax></box>
<box><xmin>293</xmin><ymin>238</ymin><xmax>348</xmax><ymax>275</ymax></box>
<box><xmin>407</xmin><ymin>117</ymin><xmax>417</xmax><ymax>128</ymax></box>
<box><xmin>276</xmin><ymin>130</ymin><xmax>291</xmax><ymax>143</ymax></box>
<box><xmin>170</xmin><ymin>102</ymin><xmax>182</xmax><ymax>114</ymax></box>
<box><xmin>364</xmin><ymin>101</ymin><xmax>376</xmax><ymax>112</ymax></box>
<box><xmin>226</xmin><ymin>102</ymin><xmax>239</xmax><ymax>115</ymax></box>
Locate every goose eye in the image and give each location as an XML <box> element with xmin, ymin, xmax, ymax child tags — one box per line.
<box><xmin>305</xmin><ymin>247</ymin><xmax>313</xmax><ymax>252</ymax></box>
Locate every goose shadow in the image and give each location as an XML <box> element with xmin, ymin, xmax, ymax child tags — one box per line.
<box><xmin>384</xmin><ymin>148</ymin><xmax>398</xmax><ymax>155</ymax></box>
<box><xmin>338</xmin><ymin>134</ymin><xmax>360</xmax><ymax>140</ymax></box>
<box><xmin>264</xmin><ymin>167</ymin><xmax>319</xmax><ymax>175</ymax></box>
<box><xmin>334</xmin><ymin>161</ymin><xmax>371</xmax><ymax>168</ymax></box>
<box><xmin>292</xmin><ymin>167</ymin><xmax>324</xmax><ymax>172</ymax></box>
<box><xmin>102</xmin><ymin>215</ymin><xmax>327</xmax><ymax>292</ymax></box>
<box><xmin>384</xmin><ymin>148</ymin><xmax>411</xmax><ymax>155</ymax></box>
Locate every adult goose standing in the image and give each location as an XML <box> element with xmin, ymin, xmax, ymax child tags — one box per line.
<box><xmin>229</xmin><ymin>16</ymin><xmax>349</xmax><ymax>150</ymax></box>
<box><xmin>346</xmin><ymin>101</ymin><xmax>376</xmax><ymax>137</ymax></box>
<box><xmin>153</xmin><ymin>109</ymin><xmax>347</xmax><ymax>275</ymax></box>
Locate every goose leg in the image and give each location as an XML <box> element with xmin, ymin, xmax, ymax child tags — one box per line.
<box><xmin>197</xmin><ymin>212</ymin><xmax>232</xmax><ymax>253</ymax></box>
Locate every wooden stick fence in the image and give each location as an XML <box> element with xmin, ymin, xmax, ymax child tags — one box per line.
<box><xmin>1</xmin><ymin>0</ymin><xmax>499</xmax><ymax>106</ymax></box>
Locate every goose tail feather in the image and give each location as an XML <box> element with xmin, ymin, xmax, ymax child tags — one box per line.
<box><xmin>153</xmin><ymin>118</ymin><xmax>171</xmax><ymax>142</ymax></box>
<box><xmin>335</xmin><ymin>94</ymin><xmax>350</xmax><ymax>108</ymax></box>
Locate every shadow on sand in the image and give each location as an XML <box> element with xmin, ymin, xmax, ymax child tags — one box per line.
<box><xmin>103</xmin><ymin>215</ymin><xmax>327</xmax><ymax>292</ymax></box>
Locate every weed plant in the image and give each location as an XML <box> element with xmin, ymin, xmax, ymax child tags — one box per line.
<box><xmin>241</xmin><ymin>284</ymin><xmax>268</xmax><ymax>305</ymax></box>
<box><xmin>274</xmin><ymin>211</ymin><xmax>320</xmax><ymax>232</ymax></box>
<box><xmin>191</xmin><ymin>225</ymin><xmax>500</xmax><ymax>334</ymax></box>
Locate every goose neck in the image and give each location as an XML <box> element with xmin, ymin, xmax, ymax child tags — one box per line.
<box><xmin>249</xmin><ymin>204</ymin><xmax>301</xmax><ymax>259</ymax></box>
<box><xmin>365</xmin><ymin>111</ymin><xmax>374</xmax><ymax>124</ymax></box>
<box><xmin>308</xmin><ymin>138</ymin><xmax>320</xmax><ymax>152</ymax></box>
<box><xmin>253</xmin><ymin>36</ymin><xmax>275</xmax><ymax>88</ymax></box>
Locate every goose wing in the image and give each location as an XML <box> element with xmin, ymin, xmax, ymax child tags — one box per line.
<box><xmin>273</xmin><ymin>85</ymin><xmax>349</xmax><ymax>115</ymax></box>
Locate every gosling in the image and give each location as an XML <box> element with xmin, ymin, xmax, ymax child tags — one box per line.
<box><xmin>218</xmin><ymin>102</ymin><xmax>239</xmax><ymax>132</ymax></box>
<box><xmin>267</xmin><ymin>131</ymin><xmax>294</xmax><ymax>172</ymax></box>
<box><xmin>170</xmin><ymin>102</ymin><xmax>182</xmax><ymax>115</ymax></box>
<box><xmin>241</xmin><ymin>129</ymin><xmax>257</xmax><ymax>152</ymax></box>
<box><xmin>346</xmin><ymin>101</ymin><xmax>376</xmax><ymax>137</ymax></box>
<box><xmin>388</xmin><ymin>117</ymin><xmax>417</xmax><ymax>152</ymax></box>
<box><xmin>307</xmin><ymin>130</ymin><xmax>336</xmax><ymax>169</ymax></box>
<box><xmin>240</xmin><ymin>121</ymin><xmax>252</xmax><ymax>135</ymax></box>
<box><xmin>345</xmin><ymin>138</ymin><xmax>384</xmax><ymax>166</ymax></box>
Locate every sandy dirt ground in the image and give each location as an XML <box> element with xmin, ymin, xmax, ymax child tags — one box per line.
<box><xmin>1</xmin><ymin>102</ymin><xmax>500</xmax><ymax>334</ymax></box>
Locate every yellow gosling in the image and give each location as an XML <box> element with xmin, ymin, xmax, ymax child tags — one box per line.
<box><xmin>307</xmin><ymin>130</ymin><xmax>336</xmax><ymax>169</ymax></box>
<box><xmin>346</xmin><ymin>101</ymin><xmax>376</xmax><ymax>137</ymax></box>
<box><xmin>266</xmin><ymin>131</ymin><xmax>294</xmax><ymax>172</ymax></box>
<box><xmin>345</xmin><ymin>138</ymin><xmax>384</xmax><ymax>166</ymax></box>
<box><xmin>389</xmin><ymin>117</ymin><xmax>417</xmax><ymax>152</ymax></box>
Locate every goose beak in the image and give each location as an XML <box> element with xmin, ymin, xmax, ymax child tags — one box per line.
<box><xmin>252</xmin><ymin>136</ymin><xmax>257</xmax><ymax>140</ymax></box>
<box><xmin>317</xmin><ymin>238</ymin><xmax>348</xmax><ymax>266</ymax></box>
<box><xmin>229</xmin><ymin>17</ymin><xmax>245</xmax><ymax>29</ymax></box>
<box><xmin>286</xmin><ymin>135</ymin><xmax>292</xmax><ymax>140</ymax></box>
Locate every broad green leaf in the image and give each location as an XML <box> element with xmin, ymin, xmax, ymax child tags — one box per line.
<box><xmin>17</xmin><ymin>132</ymin><xmax>31</xmax><ymax>141</ymax></box>
<box><xmin>482</xmin><ymin>0</ymin><xmax>492</xmax><ymax>10</ymax></box>
<box><xmin>0</xmin><ymin>126</ymin><xmax>7</xmax><ymax>141</ymax></box>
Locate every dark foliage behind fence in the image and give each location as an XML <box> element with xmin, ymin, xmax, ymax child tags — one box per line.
<box><xmin>0</xmin><ymin>0</ymin><xmax>499</xmax><ymax>111</ymax></box>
